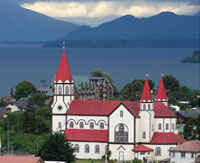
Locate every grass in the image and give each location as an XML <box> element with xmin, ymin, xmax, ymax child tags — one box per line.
<box><xmin>74</xmin><ymin>159</ymin><xmax>103</xmax><ymax>163</ymax></box>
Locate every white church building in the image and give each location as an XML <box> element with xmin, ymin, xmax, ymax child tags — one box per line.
<box><xmin>51</xmin><ymin>47</ymin><xmax>185</xmax><ymax>162</ymax></box>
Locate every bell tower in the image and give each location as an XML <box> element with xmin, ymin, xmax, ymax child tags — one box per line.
<box><xmin>51</xmin><ymin>42</ymin><xmax>74</xmax><ymax>133</ymax></box>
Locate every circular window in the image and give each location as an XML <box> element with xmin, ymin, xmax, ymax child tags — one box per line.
<box><xmin>57</xmin><ymin>105</ymin><xmax>63</xmax><ymax>111</ymax></box>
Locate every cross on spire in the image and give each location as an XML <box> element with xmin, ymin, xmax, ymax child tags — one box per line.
<box><xmin>63</xmin><ymin>40</ymin><xmax>66</xmax><ymax>49</ymax></box>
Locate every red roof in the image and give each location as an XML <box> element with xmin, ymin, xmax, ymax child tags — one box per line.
<box><xmin>65</xmin><ymin>129</ymin><xmax>108</xmax><ymax>142</ymax></box>
<box><xmin>132</xmin><ymin>145</ymin><xmax>153</xmax><ymax>152</ymax></box>
<box><xmin>150</xmin><ymin>132</ymin><xmax>185</xmax><ymax>144</ymax></box>
<box><xmin>154</xmin><ymin>102</ymin><xmax>176</xmax><ymax>118</ymax></box>
<box><xmin>140</xmin><ymin>77</ymin><xmax>153</xmax><ymax>102</ymax></box>
<box><xmin>195</xmin><ymin>156</ymin><xmax>200</xmax><ymax>162</ymax></box>
<box><xmin>0</xmin><ymin>156</ymin><xmax>43</xmax><ymax>163</ymax></box>
<box><xmin>55</xmin><ymin>49</ymin><xmax>73</xmax><ymax>83</ymax></box>
<box><xmin>155</xmin><ymin>77</ymin><xmax>167</xmax><ymax>101</ymax></box>
<box><xmin>67</xmin><ymin>100</ymin><xmax>140</xmax><ymax>117</ymax></box>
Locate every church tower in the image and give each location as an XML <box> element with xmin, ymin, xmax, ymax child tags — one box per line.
<box><xmin>155</xmin><ymin>75</ymin><xmax>168</xmax><ymax>106</ymax></box>
<box><xmin>139</xmin><ymin>75</ymin><xmax>155</xmax><ymax>142</ymax></box>
<box><xmin>51</xmin><ymin>43</ymin><xmax>74</xmax><ymax>133</ymax></box>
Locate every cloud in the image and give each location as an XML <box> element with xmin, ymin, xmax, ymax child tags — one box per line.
<box><xmin>21</xmin><ymin>0</ymin><xmax>199</xmax><ymax>19</ymax></box>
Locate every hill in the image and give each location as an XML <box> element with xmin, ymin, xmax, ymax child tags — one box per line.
<box><xmin>0</xmin><ymin>0</ymin><xmax>79</xmax><ymax>41</ymax></box>
<box><xmin>64</xmin><ymin>12</ymin><xmax>199</xmax><ymax>40</ymax></box>
<box><xmin>181</xmin><ymin>50</ymin><xmax>200</xmax><ymax>63</ymax></box>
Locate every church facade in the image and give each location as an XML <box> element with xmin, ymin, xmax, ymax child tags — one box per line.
<box><xmin>51</xmin><ymin>48</ymin><xmax>185</xmax><ymax>162</ymax></box>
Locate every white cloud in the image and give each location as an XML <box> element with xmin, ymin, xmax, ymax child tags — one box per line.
<box><xmin>21</xmin><ymin>1</ymin><xmax>199</xmax><ymax>19</ymax></box>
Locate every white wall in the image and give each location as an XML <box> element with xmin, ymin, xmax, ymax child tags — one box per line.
<box><xmin>52</xmin><ymin>115</ymin><xmax>66</xmax><ymax>133</ymax></box>
<box><xmin>154</xmin><ymin>118</ymin><xmax>177</xmax><ymax>133</ymax></box>
<box><xmin>170</xmin><ymin>152</ymin><xmax>200</xmax><ymax>163</ymax></box>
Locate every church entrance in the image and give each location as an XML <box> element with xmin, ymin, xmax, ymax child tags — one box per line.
<box><xmin>119</xmin><ymin>151</ymin><xmax>124</xmax><ymax>161</ymax></box>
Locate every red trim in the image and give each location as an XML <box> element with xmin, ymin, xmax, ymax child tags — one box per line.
<box><xmin>155</xmin><ymin>77</ymin><xmax>167</xmax><ymax>101</ymax></box>
<box><xmin>132</xmin><ymin>144</ymin><xmax>153</xmax><ymax>152</ymax></box>
<box><xmin>140</xmin><ymin>77</ymin><xmax>153</xmax><ymax>101</ymax></box>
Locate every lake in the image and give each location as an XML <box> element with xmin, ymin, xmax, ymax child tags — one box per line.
<box><xmin>0</xmin><ymin>44</ymin><xmax>199</xmax><ymax>96</ymax></box>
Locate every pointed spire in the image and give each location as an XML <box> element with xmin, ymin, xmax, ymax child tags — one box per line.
<box><xmin>54</xmin><ymin>45</ymin><xmax>73</xmax><ymax>83</ymax></box>
<box><xmin>140</xmin><ymin>75</ymin><xmax>153</xmax><ymax>102</ymax></box>
<box><xmin>155</xmin><ymin>75</ymin><xmax>167</xmax><ymax>101</ymax></box>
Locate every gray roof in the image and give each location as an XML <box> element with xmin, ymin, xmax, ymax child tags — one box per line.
<box><xmin>179</xmin><ymin>109</ymin><xmax>200</xmax><ymax>118</ymax></box>
<box><xmin>0</xmin><ymin>107</ymin><xmax>7</xmax><ymax>119</ymax></box>
<box><xmin>11</xmin><ymin>100</ymin><xmax>28</xmax><ymax>109</ymax></box>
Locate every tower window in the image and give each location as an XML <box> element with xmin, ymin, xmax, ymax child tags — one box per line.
<box><xmin>100</xmin><ymin>122</ymin><xmax>104</xmax><ymax>129</ymax></box>
<box><xmin>69</xmin><ymin>122</ymin><xmax>74</xmax><ymax>128</ymax></box>
<box><xmin>120</xmin><ymin>111</ymin><xmax>123</xmax><ymax>117</ymax></box>
<box><xmin>95</xmin><ymin>145</ymin><xmax>100</xmax><ymax>153</ymax></box>
<box><xmin>58</xmin><ymin>122</ymin><xmax>62</xmax><ymax>129</ymax></box>
<box><xmin>74</xmin><ymin>144</ymin><xmax>79</xmax><ymax>153</ymax></box>
<box><xmin>148</xmin><ymin>104</ymin><xmax>151</xmax><ymax>110</ymax></box>
<box><xmin>172</xmin><ymin>123</ymin><xmax>174</xmax><ymax>130</ymax></box>
<box><xmin>71</xmin><ymin>86</ymin><xmax>74</xmax><ymax>94</ymax></box>
<box><xmin>143</xmin><ymin>104</ymin><xmax>146</xmax><ymax>111</ymax></box>
<box><xmin>65</xmin><ymin>86</ymin><xmax>69</xmax><ymax>94</ymax></box>
<box><xmin>155</xmin><ymin>147</ymin><xmax>161</xmax><ymax>156</ymax></box>
<box><xmin>143</xmin><ymin>132</ymin><xmax>146</xmax><ymax>139</ymax></box>
<box><xmin>58</xmin><ymin>86</ymin><xmax>62</xmax><ymax>94</ymax></box>
<box><xmin>79</xmin><ymin>122</ymin><xmax>84</xmax><ymax>129</ymax></box>
<box><xmin>90</xmin><ymin>122</ymin><xmax>94</xmax><ymax>129</ymax></box>
<box><xmin>158</xmin><ymin>123</ymin><xmax>162</xmax><ymax>130</ymax></box>
<box><xmin>166</xmin><ymin>123</ymin><xmax>169</xmax><ymax>130</ymax></box>
<box><xmin>85</xmin><ymin>144</ymin><xmax>90</xmax><ymax>153</ymax></box>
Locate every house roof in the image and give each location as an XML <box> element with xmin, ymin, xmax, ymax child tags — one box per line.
<box><xmin>10</xmin><ymin>100</ymin><xmax>28</xmax><ymax>109</ymax></box>
<box><xmin>155</xmin><ymin>77</ymin><xmax>167</xmax><ymax>101</ymax></box>
<box><xmin>140</xmin><ymin>77</ymin><xmax>153</xmax><ymax>102</ymax></box>
<box><xmin>150</xmin><ymin>132</ymin><xmax>185</xmax><ymax>144</ymax></box>
<box><xmin>178</xmin><ymin>109</ymin><xmax>200</xmax><ymax>118</ymax></box>
<box><xmin>195</xmin><ymin>156</ymin><xmax>200</xmax><ymax>162</ymax></box>
<box><xmin>169</xmin><ymin>140</ymin><xmax>200</xmax><ymax>152</ymax></box>
<box><xmin>0</xmin><ymin>107</ymin><xmax>7</xmax><ymax>119</ymax></box>
<box><xmin>154</xmin><ymin>102</ymin><xmax>176</xmax><ymax>118</ymax></box>
<box><xmin>65</xmin><ymin>129</ymin><xmax>108</xmax><ymax>142</ymax></box>
<box><xmin>0</xmin><ymin>156</ymin><xmax>42</xmax><ymax>163</ymax></box>
<box><xmin>159</xmin><ymin>158</ymin><xmax>170</xmax><ymax>162</ymax></box>
<box><xmin>132</xmin><ymin>145</ymin><xmax>153</xmax><ymax>152</ymax></box>
<box><xmin>55</xmin><ymin>49</ymin><xmax>73</xmax><ymax>83</ymax></box>
<box><xmin>67</xmin><ymin>100</ymin><xmax>140</xmax><ymax>117</ymax></box>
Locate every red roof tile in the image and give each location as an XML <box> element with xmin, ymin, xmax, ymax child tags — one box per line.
<box><xmin>0</xmin><ymin>156</ymin><xmax>42</xmax><ymax>163</ymax></box>
<box><xmin>67</xmin><ymin>100</ymin><xmax>140</xmax><ymax>117</ymax></box>
<box><xmin>154</xmin><ymin>102</ymin><xmax>176</xmax><ymax>118</ymax></box>
<box><xmin>132</xmin><ymin>145</ymin><xmax>153</xmax><ymax>152</ymax></box>
<box><xmin>155</xmin><ymin>77</ymin><xmax>167</xmax><ymax>101</ymax></box>
<box><xmin>65</xmin><ymin>129</ymin><xmax>108</xmax><ymax>142</ymax></box>
<box><xmin>169</xmin><ymin>140</ymin><xmax>200</xmax><ymax>152</ymax></box>
<box><xmin>196</xmin><ymin>156</ymin><xmax>200</xmax><ymax>162</ymax></box>
<box><xmin>55</xmin><ymin>49</ymin><xmax>73</xmax><ymax>83</ymax></box>
<box><xmin>159</xmin><ymin>158</ymin><xmax>170</xmax><ymax>162</ymax></box>
<box><xmin>140</xmin><ymin>77</ymin><xmax>153</xmax><ymax>102</ymax></box>
<box><xmin>150</xmin><ymin>132</ymin><xmax>185</xmax><ymax>144</ymax></box>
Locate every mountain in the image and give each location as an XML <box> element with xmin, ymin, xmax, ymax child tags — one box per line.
<box><xmin>64</xmin><ymin>12</ymin><xmax>199</xmax><ymax>40</ymax></box>
<box><xmin>181</xmin><ymin>50</ymin><xmax>200</xmax><ymax>63</ymax></box>
<box><xmin>0</xmin><ymin>0</ymin><xmax>79</xmax><ymax>41</ymax></box>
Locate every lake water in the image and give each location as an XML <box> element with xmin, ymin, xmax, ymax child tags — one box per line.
<box><xmin>0</xmin><ymin>44</ymin><xmax>199</xmax><ymax>96</ymax></box>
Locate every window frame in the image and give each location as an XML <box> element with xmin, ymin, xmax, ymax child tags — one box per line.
<box><xmin>69</xmin><ymin>121</ymin><xmax>74</xmax><ymax>128</ymax></box>
<box><xmin>74</xmin><ymin>144</ymin><xmax>79</xmax><ymax>153</ymax></box>
<box><xmin>95</xmin><ymin>145</ymin><xmax>100</xmax><ymax>153</ymax></box>
<box><xmin>85</xmin><ymin>144</ymin><xmax>90</xmax><ymax>153</ymax></box>
<box><xmin>79</xmin><ymin>122</ymin><xmax>84</xmax><ymax>129</ymax></box>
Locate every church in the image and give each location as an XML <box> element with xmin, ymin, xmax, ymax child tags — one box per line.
<box><xmin>51</xmin><ymin>47</ymin><xmax>185</xmax><ymax>162</ymax></box>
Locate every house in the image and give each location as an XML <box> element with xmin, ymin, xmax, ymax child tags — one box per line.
<box><xmin>169</xmin><ymin>140</ymin><xmax>200</xmax><ymax>163</ymax></box>
<box><xmin>51</xmin><ymin>47</ymin><xmax>185</xmax><ymax>162</ymax></box>
<box><xmin>0</xmin><ymin>107</ymin><xmax>9</xmax><ymax>120</ymax></box>
<box><xmin>6</xmin><ymin>100</ymin><xmax>28</xmax><ymax>112</ymax></box>
<box><xmin>0</xmin><ymin>156</ymin><xmax>44</xmax><ymax>163</ymax></box>
<box><xmin>176</xmin><ymin>109</ymin><xmax>200</xmax><ymax>124</ymax></box>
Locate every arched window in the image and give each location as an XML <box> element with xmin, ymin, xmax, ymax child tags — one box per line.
<box><xmin>156</xmin><ymin>147</ymin><xmax>161</xmax><ymax>156</ymax></box>
<box><xmin>95</xmin><ymin>145</ymin><xmax>100</xmax><ymax>153</ymax></box>
<box><xmin>54</xmin><ymin>87</ymin><xmax>57</xmax><ymax>94</ymax></box>
<box><xmin>65</xmin><ymin>86</ymin><xmax>69</xmax><ymax>94</ymax></box>
<box><xmin>74</xmin><ymin>144</ymin><xmax>79</xmax><ymax>153</ymax></box>
<box><xmin>58</xmin><ymin>86</ymin><xmax>62</xmax><ymax>94</ymax></box>
<box><xmin>90</xmin><ymin>122</ymin><xmax>94</xmax><ymax>129</ymax></box>
<box><xmin>69</xmin><ymin>122</ymin><xmax>74</xmax><ymax>128</ymax></box>
<box><xmin>100</xmin><ymin>122</ymin><xmax>104</xmax><ymax>129</ymax></box>
<box><xmin>120</xmin><ymin>111</ymin><xmax>123</xmax><ymax>117</ymax></box>
<box><xmin>85</xmin><ymin>144</ymin><xmax>89</xmax><ymax>153</ymax></box>
<box><xmin>172</xmin><ymin>123</ymin><xmax>174</xmax><ymax>130</ymax></box>
<box><xmin>148</xmin><ymin>104</ymin><xmax>151</xmax><ymax>110</ymax></box>
<box><xmin>166</xmin><ymin>123</ymin><xmax>169</xmax><ymax>130</ymax></box>
<box><xmin>143</xmin><ymin>104</ymin><xmax>146</xmax><ymax>111</ymax></box>
<box><xmin>158</xmin><ymin>123</ymin><xmax>162</xmax><ymax>130</ymax></box>
<box><xmin>105</xmin><ymin>145</ymin><xmax>108</xmax><ymax>153</ymax></box>
<box><xmin>115</xmin><ymin>124</ymin><xmax>128</xmax><ymax>142</ymax></box>
<box><xmin>143</xmin><ymin>132</ymin><xmax>146</xmax><ymax>139</ymax></box>
<box><xmin>58</xmin><ymin>122</ymin><xmax>61</xmax><ymax>129</ymax></box>
<box><xmin>71</xmin><ymin>86</ymin><xmax>74</xmax><ymax>94</ymax></box>
<box><xmin>79</xmin><ymin>122</ymin><xmax>84</xmax><ymax>129</ymax></box>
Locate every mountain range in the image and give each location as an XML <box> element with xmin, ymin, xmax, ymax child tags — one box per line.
<box><xmin>64</xmin><ymin>12</ymin><xmax>199</xmax><ymax>41</ymax></box>
<box><xmin>0</xmin><ymin>0</ymin><xmax>78</xmax><ymax>41</ymax></box>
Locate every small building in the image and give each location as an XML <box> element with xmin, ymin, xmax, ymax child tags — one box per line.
<box><xmin>0</xmin><ymin>107</ymin><xmax>9</xmax><ymax>120</ymax></box>
<box><xmin>169</xmin><ymin>140</ymin><xmax>200</xmax><ymax>163</ymax></box>
<box><xmin>0</xmin><ymin>156</ymin><xmax>44</xmax><ymax>163</ymax></box>
<box><xmin>176</xmin><ymin>109</ymin><xmax>200</xmax><ymax>124</ymax></box>
<box><xmin>6</xmin><ymin>100</ymin><xmax>28</xmax><ymax>112</ymax></box>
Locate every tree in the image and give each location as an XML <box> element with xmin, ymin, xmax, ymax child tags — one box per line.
<box><xmin>32</xmin><ymin>94</ymin><xmax>45</xmax><ymax>107</ymax></box>
<box><xmin>10</xmin><ymin>87</ymin><xmax>14</xmax><ymax>97</ymax></box>
<box><xmin>163</xmin><ymin>75</ymin><xmax>180</xmax><ymax>92</ymax></box>
<box><xmin>120</xmin><ymin>79</ymin><xmax>155</xmax><ymax>101</ymax></box>
<box><xmin>38</xmin><ymin>132</ymin><xmax>75</xmax><ymax>163</ymax></box>
<box><xmin>14</xmin><ymin>80</ymin><xmax>36</xmax><ymax>100</ymax></box>
<box><xmin>91</xmin><ymin>69</ymin><xmax>114</xmax><ymax>85</ymax></box>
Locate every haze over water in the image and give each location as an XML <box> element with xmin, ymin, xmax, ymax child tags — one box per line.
<box><xmin>0</xmin><ymin>44</ymin><xmax>199</xmax><ymax>96</ymax></box>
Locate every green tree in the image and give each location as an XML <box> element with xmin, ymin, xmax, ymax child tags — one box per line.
<box><xmin>163</xmin><ymin>75</ymin><xmax>180</xmax><ymax>92</ymax></box>
<box><xmin>32</xmin><ymin>94</ymin><xmax>45</xmax><ymax>107</ymax></box>
<box><xmin>120</xmin><ymin>79</ymin><xmax>155</xmax><ymax>101</ymax></box>
<box><xmin>10</xmin><ymin>87</ymin><xmax>14</xmax><ymax>97</ymax></box>
<box><xmin>38</xmin><ymin>132</ymin><xmax>75</xmax><ymax>162</ymax></box>
<box><xmin>91</xmin><ymin>69</ymin><xmax>114</xmax><ymax>85</ymax></box>
<box><xmin>132</xmin><ymin>158</ymin><xmax>142</xmax><ymax>163</ymax></box>
<box><xmin>14</xmin><ymin>80</ymin><xmax>36</xmax><ymax>100</ymax></box>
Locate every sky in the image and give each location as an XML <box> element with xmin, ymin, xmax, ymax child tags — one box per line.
<box><xmin>14</xmin><ymin>0</ymin><xmax>200</xmax><ymax>26</ymax></box>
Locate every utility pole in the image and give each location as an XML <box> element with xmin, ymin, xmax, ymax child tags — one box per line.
<box><xmin>7</xmin><ymin>121</ymin><xmax>10</xmax><ymax>154</ymax></box>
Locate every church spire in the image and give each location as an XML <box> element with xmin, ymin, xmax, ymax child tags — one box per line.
<box><xmin>54</xmin><ymin>42</ymin><xmax>73</xmax><ymax>83</ymax></box>
<box><xmin>140</xmin><ymin>74</ymin><xmax>153</xmax><ymax>102</ymax></box>
<box><xmin>155</xmin><ymin>74</ymin><xmax>167</xmax><ymax>102</ymax></box>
